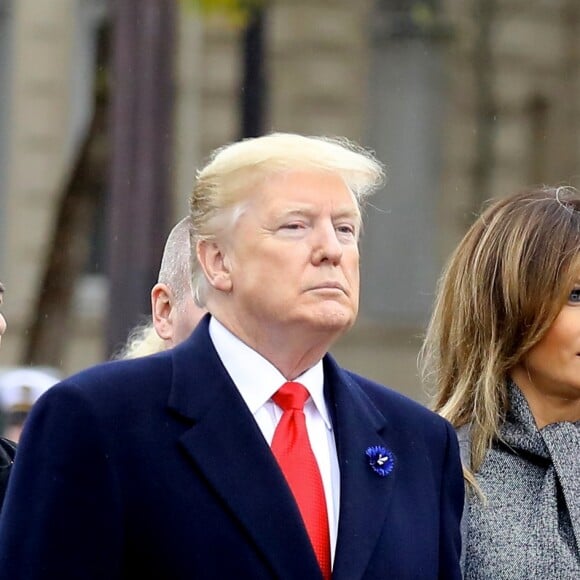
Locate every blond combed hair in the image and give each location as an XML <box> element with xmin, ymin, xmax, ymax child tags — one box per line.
<box><xmin>189</xmin><ymin>132</ymin><xmax>385</xmax><ymax>306</ymax></box>
<box><xmin>420</xmin><ymin>185</ymin><xmax>580</xmax><ymax>489</ymax></box>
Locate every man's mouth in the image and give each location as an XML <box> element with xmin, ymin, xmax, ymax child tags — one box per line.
<box><xmin>309</xmin><ymin>282</ymin><xmax>347</xmax><ymax>294</ymax></box>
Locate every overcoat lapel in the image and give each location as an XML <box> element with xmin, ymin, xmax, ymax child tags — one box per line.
<box><xmin>167</xmin><ymin>319</ymin><xmax>323</xmax><ymax>579</ymax></box>
<box><xmin>324</xmin><ymin>357</ymin><xmax>398</xmax><ymax>580</ymax></box>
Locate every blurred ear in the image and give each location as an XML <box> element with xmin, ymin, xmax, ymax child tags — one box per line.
<box><xmin>151</xmin><ymin>283</ymin><xmax>173</xmax><ymax>340</ymax></box>
<box><xmin>196</xmin><ymin>240</ymin><xmax>233</xmax><ymax>293</ymax></box>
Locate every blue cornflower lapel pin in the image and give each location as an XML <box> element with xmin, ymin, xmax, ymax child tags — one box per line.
<box><xmin>365</xmin><ymin>445</ymin><xmax>396</xmax><ymax>477</ymax></box>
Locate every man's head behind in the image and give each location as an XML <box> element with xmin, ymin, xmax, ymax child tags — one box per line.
<box><xmin>157</xmin><ymin>217</ymin><xmax>192</xmax><ymax>308</ymax></box>
<box><xmin>189</xmin><ymin>133</ymin><xmax>384</xmax><ymax>306</ymax></box>
<box><xmin>152</xmin><ymin>216</ymin><xmax>206</xmax><ymax>349</ymax></box>
<box><xmin>119</xmin><ymin>216</ymin><xmax>206</xmax><ymax>359</ymax></box>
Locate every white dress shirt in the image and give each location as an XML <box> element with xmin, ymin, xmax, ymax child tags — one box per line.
<box><xmin>209</xmin><ymin>316</ymin><xmax>340</xmax><ymax>563</ymax></box>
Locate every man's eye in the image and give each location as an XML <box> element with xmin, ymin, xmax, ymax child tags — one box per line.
<box><xmin>280</xmin><ymin>222</ymin><xmax>308</xmax><ymax>231</ymax></box>
<box><xmin>336</xmin><ymin>225</ymin><xmax>356</xmax><ymax>236</ymax></box>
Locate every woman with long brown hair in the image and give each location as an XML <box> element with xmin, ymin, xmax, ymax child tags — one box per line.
<box><xmin>421</xmin><ymin>186</ymin><xmax>580</xmax><ymax>578</ymax></box>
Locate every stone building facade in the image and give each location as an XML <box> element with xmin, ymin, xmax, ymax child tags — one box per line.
<box><xmin>1</xmin><ymin>0</ymin><xmax>579</xmax><ymax>401</ymax></box>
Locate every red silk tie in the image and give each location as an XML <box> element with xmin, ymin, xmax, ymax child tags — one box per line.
<box><xmin>271</xmin><ymin>381</ymin><xmax>331</xmax><ymax>580</ymax></box>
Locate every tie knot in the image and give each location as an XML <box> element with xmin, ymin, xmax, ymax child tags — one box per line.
<box><xmin>272</xmin><ymin>381</ymin><xmax>309</xmax><ymax>411</ymax></box>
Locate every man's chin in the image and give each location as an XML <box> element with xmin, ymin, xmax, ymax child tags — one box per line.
<box><xmin>309</xmin><ymin>309</ymin><xmax>356</xmax><ymax>333</ymax></box>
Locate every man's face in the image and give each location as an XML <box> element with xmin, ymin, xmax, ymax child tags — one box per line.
<box><xmin>0</xmin><ymin>285</ymin><xmax>6</xmax><ymax>349</ymax></box>
<box><xmin>224</xmin><ymin>170</ymin><xmax>361</xmax><ymax>342</ymax></box>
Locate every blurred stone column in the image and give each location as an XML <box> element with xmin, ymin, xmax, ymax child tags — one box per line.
<box><xmin>107</xmin><ymin>0</ymin><xmax>176</xmax><ymax>355</ymax></box>
<box><xmin>2</xmin><ymin>0</ymin><xmax>75</xmax><ymax>362</ymax></box>
<box><xmin>362</xmin><ymin>0</ymin><xmax>449</xmax><ymax>328</ymax></box>
<box><xmin>173</xmin><ymin>6</ymin><xmax>204</xmax><ymax>218</ymax></box>
<box><xmin>240</xmin><ymin>8</ymin><xmax>267</xmax><ymax>138</ymax></box>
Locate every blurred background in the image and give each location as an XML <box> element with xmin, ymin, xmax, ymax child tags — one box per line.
<box><xmin>0</xmin><ymin>0</ymin><xmax>578</xmax><ymax>403</ymax></box>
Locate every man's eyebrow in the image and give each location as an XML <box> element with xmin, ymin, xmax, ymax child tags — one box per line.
<box><xmin>333</xmin><ymin>207</ymin><xmax>361</xmax><ymax>220</ymax></box>
<box><xmin>0</xmin><ymin>282</ymin><xmax>4</xmax><ymax>294</ymax></box>
<box><xmin>279</xmin><ymin>205</ymin><xmax>360</xmax><ymax>219</ymax></box>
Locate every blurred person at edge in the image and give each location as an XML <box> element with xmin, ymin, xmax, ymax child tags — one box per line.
<box><xmin>0</xmin><ymin>367</ymin><xmax>60</xmax><ymax>442</ymax></box>
<box><xmin>0</xmin><ymin>284</ymin><xmax>16</xmax><ymax>510</ymax></box>
<box><xmin>0</xmin><ymin>133</ymin><xmax>464</xmax><ymax>579</ymax></box>
<box><xmin>421</xmin><ymin>185</ymin><xmax>580</xmax><ymax>579</ymax></box>
<box><xmin>117</xmin><ymin>216</ymin><xmax>206</xmax><ymax>360</ymax></box>
<box><xmin>0</xmin><ymin>284</ymin><xmax>5</xmax><ymax>349</ymax></box>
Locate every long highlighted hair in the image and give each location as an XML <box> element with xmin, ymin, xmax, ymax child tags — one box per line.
<box><xmin>420</xmin><ymin>186</ymin><xmax>580</xmax><ymax>487</ymax></box>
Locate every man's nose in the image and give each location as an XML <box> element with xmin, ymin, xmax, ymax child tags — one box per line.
<box><xmin>311</xmin><ymin>224</ymin><xmax>343</xmax><ymax>265</ymax></box>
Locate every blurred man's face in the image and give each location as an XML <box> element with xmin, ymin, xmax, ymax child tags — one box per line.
<box><xmin>223</xmin><ymin>170</ymin><xmax>361</xmax><ymax>342</ymax></box>
<box><xmin>0</xmin><ymin>285</ymin><xmax>6</xmax><ymax>349</ymax></box>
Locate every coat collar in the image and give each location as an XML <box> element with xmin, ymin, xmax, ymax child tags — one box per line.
<box><xmin>168</xmin><ymin>317</ymin><xmax>396</xmax><ymax>579</ymax></box>
<box><xmin>322</xmin><ymin>357</ymin><xmax>398</xmax><ymax>580</ymax></box>
<box><xmin>168</xmin><ymin>316</ymin><xmax>323</xmax><ymax>578</ymax></box>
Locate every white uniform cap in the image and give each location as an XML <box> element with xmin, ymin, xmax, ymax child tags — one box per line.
<box><xmin>0</xmin><ymin>368</ymin><xmax>61</xmax><ymax>413</ymax></box>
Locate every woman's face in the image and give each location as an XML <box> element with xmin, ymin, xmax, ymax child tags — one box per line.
<box><xmin>510</xmin><ymin>284</ymin><xmax>580</xmax><ymax>427</ymax></box>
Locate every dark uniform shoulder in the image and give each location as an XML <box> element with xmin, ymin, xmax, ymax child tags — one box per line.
<box><xmin>0</xmin><ymin>437</ymin><xmax>17</xmax><ymax>510</ymax></box>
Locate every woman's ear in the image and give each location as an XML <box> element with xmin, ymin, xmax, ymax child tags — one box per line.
<box><xmin>196</xmin><ymin>240</ymin><xmax>233</xmax><ymax>293</ymax></box>
<box><xmin>151</xmin><ymin>283</ymin><xmax>173</xmax><ymax>340</ymax></box>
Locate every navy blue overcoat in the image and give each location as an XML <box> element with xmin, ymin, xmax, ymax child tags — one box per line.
<box><xmin>0</xmin><ymin>316</ymin><xmax>463</xmax><ymax>579</ymax></box>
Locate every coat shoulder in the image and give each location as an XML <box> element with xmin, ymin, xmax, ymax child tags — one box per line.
<box><xmin>28</xmin><ymin>351</ymin><xmax>176</xmax><ymax>431</ymax></box>
<box><xmin>345</xmin><ymin>370</ymin><xmax>452</xmax><ymax>435</ymax></box>
<box><xmin>61</xmin><ymin>350</ymin><xmax>173</xmax><ymax>396</ymax></box>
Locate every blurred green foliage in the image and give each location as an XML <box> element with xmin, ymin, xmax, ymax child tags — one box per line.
<box><xmin>180</xmin><ymin>0</ymin><xmax>266</xmax><ymax>24</ymax></box>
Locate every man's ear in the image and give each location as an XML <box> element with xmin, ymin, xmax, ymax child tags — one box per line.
<box><xmin>196</xmin><ymin>240</ymin><xmax>233</xmax><ymax>293</ymax></box>
<box><xmin>151</xmin><ymin>283</ymin><xmax>173</xmax><ymax>340</ymax></box>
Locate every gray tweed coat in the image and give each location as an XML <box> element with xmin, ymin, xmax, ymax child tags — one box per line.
<box><xmin>459</xmin><ymin>383</ymin><xmax>580</xmax><ymax>579</ymax></box>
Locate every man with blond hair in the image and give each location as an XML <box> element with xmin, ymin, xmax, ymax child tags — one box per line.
<box><xmin>0</xmin><ymin>133</ymin><xmax>463</xmax><ymax>579</ymax></box>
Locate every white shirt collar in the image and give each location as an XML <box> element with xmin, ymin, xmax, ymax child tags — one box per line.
<box><xmin>208</xmin><ymin>316</ymin><xmax>331</xmax><ymax>429</ymax></box>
